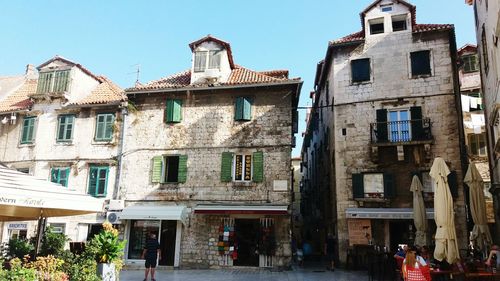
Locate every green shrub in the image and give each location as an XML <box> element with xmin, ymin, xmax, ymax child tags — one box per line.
<box><xmin>8</xmin><ymin>239</ymin><xmax>34</xmax><ymax>259</ymax></box>
<box><xmin>40</xmin><ymin>226</ymin><xmax>69</xmax><ymax>257</ymax></box>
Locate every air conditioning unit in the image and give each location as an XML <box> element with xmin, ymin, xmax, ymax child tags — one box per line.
<box><xmin>107</xmin><ymin>200</ymin><xmax>124</xmax><ymax>211</ymax></box>
<box><xmin>106</xmin><ymin>212</ymin><xmax>122</xmax><ymax>224</ymax></box>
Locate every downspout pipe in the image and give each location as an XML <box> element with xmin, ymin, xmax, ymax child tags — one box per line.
<box><xmin>113</xmin><ymin>104</ymin><xmax>128</xmax><ymax>200</ymax></box>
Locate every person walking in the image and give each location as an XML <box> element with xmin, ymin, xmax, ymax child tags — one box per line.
<box><xmin>324</xmin><ymin>233</ymin><xmax>335</xmax><ymax>271</ymax></box>
<box><xmin>142</xmin><ymin>233</ymin><xmax>161</xmax><ymax>281</ymax></box>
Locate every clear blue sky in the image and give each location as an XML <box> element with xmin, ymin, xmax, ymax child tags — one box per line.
<box><xmin>0</xmin><ymin>0</ymin><xmax>475</xmax><ymax>157</ymax></box>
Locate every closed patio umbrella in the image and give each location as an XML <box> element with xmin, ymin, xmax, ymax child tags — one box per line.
<box><xmin>411</xmin><ymin>175</ymin><xmax>429</xmax><ymax>246</ymax></box>
<box><xmin>464</xmin><ymin>162</ymin><xmax>492</xmax><ymax>251</ymax></box>
<box><xmin>430</xmin><ymin>157</ymin><xmax>459</xmax><ymax>263</ymax></box>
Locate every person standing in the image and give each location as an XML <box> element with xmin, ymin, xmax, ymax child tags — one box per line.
<box><xmin>142</xmin><ymin>233</ymin><xmax>161</xmax><ymax>281</ymax></box>
<box><xmin>324</xmin><ymin>233</ymin><xmax>335</xmax><ymax>271</ymax></box>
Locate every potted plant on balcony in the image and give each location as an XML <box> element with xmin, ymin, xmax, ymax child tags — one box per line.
<box><xmin>89</xmin><ymin>221</ymin><xmax>125</xmax><ymax>281</ymax></box>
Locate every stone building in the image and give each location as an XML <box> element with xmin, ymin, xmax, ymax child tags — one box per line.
<box><xmin>302</xmin><ymin>0</ymin><xmax>468</xmax><ymax>264</ymax></box>
<box><xmin>291</xmin><ymin>157</ymin><xmax>303</xmax><ymax>244</ymax></box>
<box><xmin>458</xmin><ymin>44</ymin><xmax>496</xmax><ymax>232</ymax></box>
<box><xmin>466</xmin><ymin>0</ymin><xmax>500</xmax><ymax>244</ymax></box>
<box><xmin>119</xmin><ymin>35</ymin><xmax>302</xmax><ymax>268</ymax></box>
<box><xmin>0</xmin><ymin>57</ymin><xmax>126</xmax><ymax>243</ymax></box>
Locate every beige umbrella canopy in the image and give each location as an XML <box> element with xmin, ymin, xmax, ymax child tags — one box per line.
<box><xmin>464</xmin><ymin>162</ymin><xmax>492</xmax><ymax>250</ymax></box>
<box><xmin>430</xmin><ymin>157</ymin><xmax>459</xmax><ymax>263</ymax></box>
<box><xmin>411</xmin><ymin>175</ymin><xmax>429</xmax><ymax>246</ymax></box>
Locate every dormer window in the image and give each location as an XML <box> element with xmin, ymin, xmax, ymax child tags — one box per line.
<box><xmin>36</xmin><ymin>69</ymin><xmax>70</xmax><ymax>94</ymax></box>
<box><xmin>194</xmin><ymin>50</ymin><xmax>221</xmax><ymax>72</ymax></box>
<box><xmin>392</xmin><ymin>15</ymin><xmax>407</xmax><ymax>31</ymax></box>
<box><xmin>369</xmin><ymin>18</ymin><xmax>385</xmax><ymax>35</ymax></box>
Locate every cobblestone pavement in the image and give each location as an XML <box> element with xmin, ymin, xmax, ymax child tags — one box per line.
<box><xmin>120</xmin><ymin>266</ymin><xmax>368</xmax><ymax>281</ymax></box>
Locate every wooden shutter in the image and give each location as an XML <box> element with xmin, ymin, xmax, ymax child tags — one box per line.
<box><xmin>411</xmin><ymin>51</ymin><xmax>431</xmax><ymax>76</ymax></box>
<box><xmin>221</xmin><ymin>152</ymin><xmax>233</xmax><ymax>182</ymax></box>
<box><xmin>51</xmin><ymin>168</ymin><xmax>58</xmax><ymax>183</ymax></box>
<box><xmin>352</xmin><ymin>59</ymin><xmax>370</xmax><ymax>82</ymax></box>
<box><xmin>352</xmin><ymin>173</ymin><xmax>364</xmax><ymax>199</ymax></box>
<box><xmin>95</xmin><ymin>114</ymin><xmax>105</xmax><ymax>140</ymax></box>
<box><xmin>410</xmin><ymin>106</ymin><xmax>423</xmax><ymax>141</ymax></box>
<box><xmin>104</xmin><ymin>114</ymin><xmax>115</xmax><ymax>140</ymax></box>
<box><xmin>376</xmin><ymin>109</ymin><xmax>388</xmax><ymax>142</ymax></box>
<box><xmin>447</xmin><ymin>171</ymin><xmax>458</xmax><ymax>198</ymax></box>
<box><xmin>166</xmin><ymin>99</ymin><xmax>182</xmax><ymax>123</ymax></box>
<box><xmin>383</xmin><ymin>173</ymin><xmax>396</xmax><ymax>198</ymax></box>
<box><xmin>88</xmin><ymin>167</ymin><xmax>98</xmax><ymax>196</ymax></box>
<box><xmin>21</xmin><ymin>118</ymin><xmax>30</xmax><ymax>143</ymax></box>
<box><xmin>178</xmin><ymin>155</ymin><xmax>188</xmax><ymax>183</ymax></box>
<box><xmin>243</xmin><ymin>98</ymin><xmax>252</xmax><ymax>120</ymax></box>
<box><xmin>151</xmin><ymin>156</ymin><xmax>163</xmax><ymax>183</ymax></box>
<box><xmin>252</xmin><ymin>151</ymin><xmax>264</xmax><ymax>183</ymax></box>
<box><xmin>235</xmin><ymin>97</ymin><xmax>243</xmax><ymax>120</ymax></box>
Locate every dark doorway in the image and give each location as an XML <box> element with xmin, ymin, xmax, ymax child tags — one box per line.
<box><xmin>159</xmin><ymin>220</ymin><xmax>177</xmax><ymax>266</ymax></box>
<box><xmin>234</xmin><ymin>219</ymin><xmax>259</xmax><ymax>267</ymax></box>
<box><xmin>389</xmin><ymin>220</ymin><xmax>414</xmax><ymax>251</ymax></box>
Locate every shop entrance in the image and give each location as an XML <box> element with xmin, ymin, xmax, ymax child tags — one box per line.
<box><xmin>159</xmin><ymin>221</ymin><xmax>176</xmax><ymax>266</ymax></box>
<box><xmin>389</xmin><ymin>221</ymin><xmax>414</xmax><ymax>251</ymax></box>
<box><xmin>233</xmin><ymin>219</ymin><xmax>259</xmax><ymax>267</ymax></box>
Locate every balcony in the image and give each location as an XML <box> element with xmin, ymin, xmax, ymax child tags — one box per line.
<box><xmin>370</xmin><ymin>118</ymin><xmax>433</xmax><ymax>146</ymax></box>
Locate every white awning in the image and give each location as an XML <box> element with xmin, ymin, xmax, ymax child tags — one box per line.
<box><xmin>194</xmin><ymin>205</ymin><xmax>288</xmax><ymax>215</ymax></box>
<box><xmin>118</xmin><ymin>205</ymin><xmax>188</xmax><ymax>223</ymax></box>
<box><xmin>346</xmin><ymin>208</ymin><xmax>434</xmax><ymax>220</ymax></box>
<box><xmin>0</xmin><ymin>165</ymin><xmax>104</xmax><ymax>220</ymax></box>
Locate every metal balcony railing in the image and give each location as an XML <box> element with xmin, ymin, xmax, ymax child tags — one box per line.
<box><xmin>370</xmin><ymin>118</ymin><xmax>432</xmax><ymax>144</ymax></box>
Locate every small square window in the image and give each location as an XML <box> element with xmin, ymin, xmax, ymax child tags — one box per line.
<box><xmin>351</xmin><ymin>58</ymin><xmax>371</xmax><ymax>83</ymax></box>
<box><xmin>381</xmin><ymin>4</ymin><xmax>393</xmax><ymax>12</ymax></box>
<box><xmin>369</xmin><ymin>18</ymin><xmax>385</xmax><ymax>35</ymax></box>
<box><xmin>51</xmin><ymin>167</ymin><xmax>70</xmax><ymax>187</ymax></box>
<box><xmin>392</xmin><ymin>16</ymin><xmax>407</xmax><ymax>31</ymax></box>
<box><xmin>463</xmin><ymin>54</ymin><xmax>479</xmax><ymax>73</ymax></box>
<box><xmin>56</xmin><ymin>115</ymin><xmax>75</xmax><ymax>142</ymax></box>
<box><xmin>410</xmin><ymin>50</ymin><xmax>431</xmax><ymax>77</ymax></box>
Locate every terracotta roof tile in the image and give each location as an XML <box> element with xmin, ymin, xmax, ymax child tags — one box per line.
<box><xmin>71</xmin><ymin>77</ymin><xmax>126</xmax><ymax>105</ymax></box>
<box><xmin>0</xmin><ymin>79</ymin><xmax>36</xmax><ymax>113</ymax></box>
<box><xmin>126</xmin><ymin>67</ymin><xmax>298</xmax><ymax>93</ymax></box>
<box><xmin>330</xmin><ymin>24</ymin><xmax>453</xmax><ymax>46</ymax></box>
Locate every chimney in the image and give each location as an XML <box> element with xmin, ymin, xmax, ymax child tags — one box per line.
<box><xmin>25</xmin><ymin>64</ymin><xmax>37</xmax><ymax>79</ymax></box>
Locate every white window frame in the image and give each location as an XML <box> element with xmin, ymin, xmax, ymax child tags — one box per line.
<box><xmin>421</xmin><ymin>172</ymin><xmax>436</xmax><ymax>194</ymax></box>
<box><xmin>369</xmin><ymin>17</ymin><xmax>385</xmax><ymax>35</ymax></box>
<box><xmin>388</xmin><ymin>109</ymin><xmax>411</xmax><ymax>142</ymax></box>
<box><xmin>49</xmin><ymin>223</ymin><xmax>66</xmax><ymax>234</ymax></box>
<box><xmin>391</xmin><ymin>15</ymin><xmax>408</xmax><ymax>32</ymax></box>
<box><xmin>194</xmin><ymin>50</ymin><xmax>221</xmax><ymax>72</ymax></box>
<box><xmin>363</xmin><ymin>173</ymin><xmax>384</xmax><ymax>198</ymax></box>
<box><xmin>233</xmin><ymin>154</ymin><xmax>253</xmax><ymax>182</ymax></box>
<box><xmin>468</xmin><ymin>133</ymin><xmax>487</xmax><ymax>156</ymax></box>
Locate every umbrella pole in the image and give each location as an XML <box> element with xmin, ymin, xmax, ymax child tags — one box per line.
<box><xmin>34</xmin><ymin>216</ymin><xmax>47</xmax><ymax>257</ymax></box>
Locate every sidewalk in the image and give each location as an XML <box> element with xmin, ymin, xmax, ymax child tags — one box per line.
<box><xmin>119</xmin><ymin>266</ymin><xmax>368</xmax><ymax>281</ymax></box>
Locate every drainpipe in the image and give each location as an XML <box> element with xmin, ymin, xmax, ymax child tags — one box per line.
<box><xmin>113</xmin><ymin>105</ymin><xmax>128</xmax><ymax>200</ymax></box>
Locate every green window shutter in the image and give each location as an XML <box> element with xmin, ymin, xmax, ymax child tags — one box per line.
<box><xmin>104</xmin><ymin>114</ymin><xmax>115</xmax><ymax>140</ymax></box>
<box><xmin>50</xmin><ymin>169</ymin><xmax>58</xmax><ymax>183</ymax></box>
<box><xmin>410</xmin><ymin>106</ymin><xmax>423</xmax><ymax>141</ymax></box>
<box><xmin>88</xmin><ymin>167</ymin><xmax>98</xmax><ymax>196</ymax></box>
<box><xmin>61</xmin><ymin>168</ymin><xmax>70</xmax><ymax>187</ymax></box>
<box><xmin>352</xmin><ymin>173</ymin><xmax>364</xmax><ymax>199</ymax></box>
<box><xmin>376</xmin><ymin>109</ymin><xmax>388</xmax><ymax>142</ymax></box>
<box><xmin>27</xmin><ymin>118</ymin><xmax>35</xmax><ymax>143</ymax></box>
<box><xmin>243</xmin><ymin>98</ymin><xmax>252</xmax><ymax>120</ymax></box>
<box><xmin>177</xmin><ymin>155</ymin><xmax>188</xmax><ymax>183</ymax></box>
<box><xmin>166</xmin><ymin>99</ymin><xmax>182</xmax><ymax>123</ymax></box>
<box><xmin>151</xmin><ymin>156</ymin><xmax>163</xmax><ymax>183</ymax></box>
<box><xmin>235</xmin><ymin>97</ymin><xmax>244</xmax><ymax>120</ymax></box>
<box><xmin>21</xmin><ymin>117</ymin><xmax>35</xmax><ymax>144</ymax></box>
<box><xmin>383</xmin><ymin>173</ymin><xmax>396</xmax><ymax>198</ymax></box>
<box><xmin>221</xmin><ymin>152</ymin><xmax>233</xmax><ymax>182</ymax></box>
<box><xmin>97</xmin><ymin>167</ymin><xmax>109</xmax><ymax>196</ymax></box>
<box><xmin>95</xmin><ymin>114</ymin><xmax>105</xmax><ymax>140</ymax></box>
<box><xmin>95</xmin><ymin>114</ymin><xmax>114</xmax><ymax>141</ymax></box>
<box><xmin>447</xmin><ymin>171</ymin><xmax>458</xmax><ymax>198</ymax></box>
<box><xmin>252</xmin><ymin>151</ymin><xmax>264</xmax><ymax>183</ymax></box>
<box><xmin>36</xmin><ymin>73</ymin><xmax>47</xmax><ymax>94</ymax></box>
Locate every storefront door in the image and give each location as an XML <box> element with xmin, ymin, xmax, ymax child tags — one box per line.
<box><xmin>233</xmin><ymin>219</ymin><xmax>259</xmax><ymax>267</ymax></box>
<box><xmin>127</xmin><ymin>220</ymin><xmax>161</xmax><ymax>260</ymax></box>
<box><xmin>159</xmin><ymin>220</ymin><xmax>176</xmax><ymax>266</ymax></box>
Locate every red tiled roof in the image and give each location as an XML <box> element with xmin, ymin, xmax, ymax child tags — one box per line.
<box><xmin>126</xmin><ymin>66</ymin><xmax>299</xmax><ymax>93</ymax></box>
<box><xmin>0</xmin><ymin>79</ymin><xmax>36</xmax><ymax>113</ymax></box>
<box><xmin>458</xmin><ymin>44</ymin><xmax>477</xmax><ymax>56</ymax></box>
<box><xmin>330</xmin><ymin>24</ymin><xmax>453</xmax><ymax>46</ymax></box>
<box><xmin>71</xmin><ymin>76</ymin><xmax>126</xmax><ymax>105</ymax></box>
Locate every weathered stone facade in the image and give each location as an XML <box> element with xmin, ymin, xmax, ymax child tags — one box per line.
<box><xmin>302</xmin><ymin>0</ymin><xmax>468</xmax><ymax>265</ymax></box>
<box><xmin>121</xmin><ymin>36</ymin><xmax>302</xmax><ymax>268</ymax></box>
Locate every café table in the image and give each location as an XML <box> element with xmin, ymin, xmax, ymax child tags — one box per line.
<box><xmin>430</xmin><ymin>269</ymin><xmax>465</xmax><ymax>281</ymax></box>
<box><xmin>465</xmin><ymin>271</ymin><xmax>500</xmax><ymax>281</ymax></box>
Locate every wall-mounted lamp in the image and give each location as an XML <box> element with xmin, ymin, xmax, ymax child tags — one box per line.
<box><xmin>1</xmin><ymin>117</ymin><xmax>8</xmax><ymax>125</ymax></box>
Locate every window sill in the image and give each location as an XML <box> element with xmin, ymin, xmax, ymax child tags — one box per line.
<box><xmin>232</xmin><ymin>182</ymin><xmax>257</xmax><ymax>188</ymax></box>
<box><xmin>354</xmin><ymin>197</ymin><xmax>389</xmax><ymax>203</ymax></box>
<box><xmin>411</xmin><ymin>74</ymin><xmax>432</xmax><ymax>79</ymax></box>
<box><xmin>92</xmin><ymin>140</ymin><xmax>115</xmax><ymax>146</ymax></box>
<box><xmin>351</xmin><ymin>81</ymin><xmax>372</xmax><ymax>85</ymax></box>
<box><xmin>18</xmin><ymin>143</ymin><xmax>35</xmax><ymax>148</ymax></box>
<box><xmin>55</xmin><ymin>141</ymin><xmax>73</xmax><ymax>146</ymax></box>
<box><xmin>158</xmin><ymin>183</ymin><xmax>180</xmax><ymax>189</ymax></box>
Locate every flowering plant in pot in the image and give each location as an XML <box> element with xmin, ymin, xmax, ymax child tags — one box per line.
<box><xmin>88</xmin><ymin>221</ymin><xmax>126</xmax><ymax>281</ymax></box>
